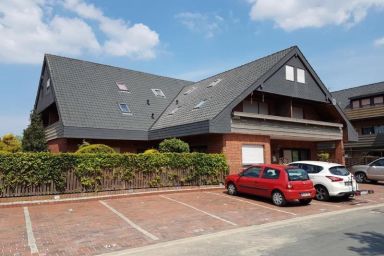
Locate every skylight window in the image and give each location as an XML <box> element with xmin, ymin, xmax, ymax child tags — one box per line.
<box><xmin>184</xmin><ymin>87</ymin><xmax>196</xmax><ymax>95</ymax></box>
<box><xmin>119</xmin><ymin>103</ymin><xmax>131</xmax><ymax>114</ymax></box>
<box><xmin>152</xmin><ymin>89</ymin><xmax>165</xmax><ymax>97</ymax></box>
<box><xmin>194</xmin><ymin>100</ymin><xmax>206</xmax><ymax>109</ymax></box>
<box><xmin>169</xmin><ymin>107</ymin><xmax>180</xmax><ymax>115</ymax></box>
<box><xmin>207</xmin><ymin>78</ymin><xmax>222</xmax><ymax>88</ymax></box>
<box><xmin>116</xmin><ymin>82</ymin><xmax>129</xmax><ymax>91</ymax></box>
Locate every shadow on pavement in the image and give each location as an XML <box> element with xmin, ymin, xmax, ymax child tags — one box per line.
<box><xmin>346</xmin><ymin>231</ymin><xmax>384</xmax><ymax>256</ymax></box>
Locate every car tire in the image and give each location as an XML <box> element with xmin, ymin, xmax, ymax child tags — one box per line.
<box><xmin>355</xmin><ymin>172</ymin><xmax>367</xmax><ymax>183</ymax></box>
<box><xmin>370</xmin><ymin>180</ymin><xmax>378</xmax><ymax>184</ymax></box>
<box><xmin>299</xmin><ymin>199</ymin><xmax>312</xmax><ymax>205</ymax></box>
<box><xmin>227</xmin><ymin>183</ymin><xmax>237</xmax><ymax>196</ymax></box>
<box><xmin>315</xmin><ymin>185</ymin><xmax>330</xmax><ymax>201</ymax></box>
<box><xmin>272</xmin><ymin>191</ymin><xmax>287</xmax><ymax>206</ymax></box>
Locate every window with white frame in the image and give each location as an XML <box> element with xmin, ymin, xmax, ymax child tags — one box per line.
<box><xmin>285</xmin><ymin>65</ymin><xmax>294</xmax><ymax>81</ymax></box>
<box><xmin>46</xmin><ymin>78</ymin><xmax>51</xmax><ymax>89</ymax></box>
<box><xmin>152</xmin><ymin>89</ymin><xmax>165</xmax><ymax>97</ymax></box>
<box><xmin>119</xmin><ymin>103</ymin><xmax>131</xmax><ymax>114</ymax></box>
<box><xmin>297</xmin><ymin>68</ymin><xmax>305</xmax><ymax>83</ymax></box>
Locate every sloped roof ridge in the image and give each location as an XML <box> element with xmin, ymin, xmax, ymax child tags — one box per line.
<box><xmin>332</xmin><ymin>81</ymin><xmax>384</xmax><ymax>93</ymax></box>
<box><xmin>191</xmin><ymin>45</ymin><xmax>297</xmax><ymax>84</ymax></box>
<box><xmin>44</xmin><ymin>53</ymin><xmax>194</xmax><ymax>84</ymax></box>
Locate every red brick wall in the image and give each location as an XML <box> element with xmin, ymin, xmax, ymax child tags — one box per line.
<box><xmin>222</xmin><ymin>133</ymin><xmax>271</xmax><ymax>174</ymax></box>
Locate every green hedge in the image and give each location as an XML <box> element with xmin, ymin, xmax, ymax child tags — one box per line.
<box><xmin>0</xmin><ymin>152</ymin><xmax>228</xmax><ymax>194</ymax></box>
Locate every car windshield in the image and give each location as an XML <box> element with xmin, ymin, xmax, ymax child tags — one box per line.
<box><xmin>286</xmin><ymin>168</ymin><xmax>309</xmax><ymax>181</ymax></box>
<box><xmin>329</xmin><ymin>166</ymin><xmax>350</xmax><ymax>176</ymax></box>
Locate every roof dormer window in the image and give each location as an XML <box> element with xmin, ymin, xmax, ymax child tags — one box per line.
<box><xmin>184</xmin><ymin>86</ymin><xmax>196</xmax><ymax>95</ymax></box>
<box><xmin>169</xmin><ymin>107</ymin><xmax>180</xmax><ymax>115</ymax></box>
<box><xmin>152</xmin><ymin>89</ymin><xmax>165</xmax><ymax>97</ymax></box>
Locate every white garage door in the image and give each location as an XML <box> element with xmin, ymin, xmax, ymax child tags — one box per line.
<box><xmin>242</xmin><ymin>145</ymin><xmax>264</xmax><ymax>165</ymax></box>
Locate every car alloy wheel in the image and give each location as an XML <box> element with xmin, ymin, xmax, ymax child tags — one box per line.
<box><xmin>355</xmin><ymin>172</ymin><xmax>367</xmax><ymax>183</ymax></box>
<box><xmin>315</xmin><ymin>186</ymin><xmax>329</xmax><ymax>201</ymax></box>
<box><xmin>227</xmin><ymin>183</ymin><xmax>237</xmax><ymax>196</ymax></box>
<box><xmin>272</xmin><ymin>191</ymin><xmax>286</xmax><ymax>206</ymax></box>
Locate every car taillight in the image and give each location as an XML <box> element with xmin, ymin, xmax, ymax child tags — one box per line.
<box><xmin>287</xmin><ymin>182</ymin><xmax>293</xmax><ymax>189</ymax></box>
<box><xmin>326</xmin><ymin>176</ymin><xmax>343</xmax><ymax>182</ymax></box>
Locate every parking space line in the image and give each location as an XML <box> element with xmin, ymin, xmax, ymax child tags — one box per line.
<box><xmin>23</xmin><ymin>207</ymin><xmax>38</xmax><ymax>254</ymax></box>
<box><xmin>99</xmin><ymin>201</ymin><xmax>159</xmax><ymax>240</ymax></box>
<box><xmin>310</xmin><ymin>201</ymin><xmax>341</xmax><ymax>208</ymax></box>
<box><xmin>205</xmin><ymin>192</ymin><xmax>297</xmax><ymax>216</ymax></box>
<box><xmin>159</xmin><ymin>195</ymin><xmax>237</xmax><ymax>226</ymax></box>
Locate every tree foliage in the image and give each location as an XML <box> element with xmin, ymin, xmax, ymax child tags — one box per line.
<box><xmin>22</xmin><ymin>111</ymin><xmax>48</xmax><ymax>152</ymax></box>
<box><xmin>76</xmin><ymin>144</ymin><xmax>116</xmax><ymax>154</ymax></box>
<box><xmin>0</xmin><ymin>133</ymin><xmax>21</xmax><ymax>153</ymax></box>
<box><xmin>159</xmin><ymin>138</ymin><xmax>190</xmax><ymax>153</ymax></box>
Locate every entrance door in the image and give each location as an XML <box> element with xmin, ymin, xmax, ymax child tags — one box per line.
<box><xmin>281</xmin><ymin>149</ymin><xmax>309</xmax><ymax>163</ymax></box>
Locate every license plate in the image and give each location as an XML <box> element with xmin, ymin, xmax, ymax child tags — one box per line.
<box><xmin>345</xmin><ymin>181</ymin><xmax>352</xmax><ymax>186</ymax></box>
<box><xmin>300</xmin><ymin>192</ymin><xmax>311</xmax><ymax>197</ymax></box>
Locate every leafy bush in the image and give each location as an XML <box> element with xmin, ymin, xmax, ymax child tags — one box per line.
<box><xmin>76</xmin><ymin>144</ymin><xmax>115</xmax><ymax>154</ymax></box>
<box><xmin>143</xmin><ymin>148</ymin><xmax>159</xmax><ymax>154</ymax></box>
<box><xmin>159</xmin><ymin>138</ymin><xmax>190</xmax><ymax>153</ymax></box>
<box><xmin>0</xmin><ymin>152</ymin><xmax>228</xmax><ymax>195</ymax></box>
<box><xmin>0</xmin><ymin>133</ymin><xmax>21</xmax><ymax>153</ymax></box>
<box><xmin>317</xmin><ymin>152</ymin><xmax>330</xmax><ymax>162</ymax></box>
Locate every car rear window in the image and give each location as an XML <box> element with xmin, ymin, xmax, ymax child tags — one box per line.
<box><xmin>286</xmin><ymin>168</ymin><xmax>310</xmax><ymax>181</ymax></box>
<box><xmin>329</xmin><ymin>166</ymin><xmax>350</xmax><ymax>176</ymax></box>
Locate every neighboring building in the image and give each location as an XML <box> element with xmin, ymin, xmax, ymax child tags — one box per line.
<box><xmin>333</xmin><ymin>82</ymin><xmax>384</xmax><ymax>166</ymax></box>
<box><xmin>34</xmin><ymin>46</ymin><xmax>357</xmax><ymax>173</ymax></box>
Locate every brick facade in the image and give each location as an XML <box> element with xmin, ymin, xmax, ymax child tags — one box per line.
<box><xmin>222</xmin><ymin>133</ymin><xmax>271</xmax><ymax>173</ymax></box>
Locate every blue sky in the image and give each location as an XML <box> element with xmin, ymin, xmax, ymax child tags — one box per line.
<box><xmin>1</xmin><ymin>0</ymin><xmax>384</xmax><ymax>136</ymax></box>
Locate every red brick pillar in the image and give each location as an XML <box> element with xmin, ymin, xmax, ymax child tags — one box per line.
<box><xmin>335</xmin><ymin>140</ymin><xmax>345</xmax><ymax>165</ymax></box>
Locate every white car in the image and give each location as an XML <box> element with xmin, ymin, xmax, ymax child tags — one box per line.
<box><xmin>288</xmin><ymin>161</ymin><xmax>358</xmax><ymax>201</ymax></box>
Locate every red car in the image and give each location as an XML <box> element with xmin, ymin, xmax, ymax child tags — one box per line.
<box><xmin>225</xmin><ymin>164</ymin><xmax>316</xmax><ymax>206</ymax></box>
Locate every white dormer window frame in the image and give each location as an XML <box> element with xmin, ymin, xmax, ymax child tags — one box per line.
<box><xmin>169</xmin><ymin>107</ymin><xmax>180</xmax><ymax>115</ymax></box>
<box><xmin>116</xmin><ymin>82</ymin><xmax>129</xmax><ymax>92</ymax></box>
<box><xmin>152</xmin><ymin>89</ymin><xmax>166</xmax><ymax>98</ymax></box>
<box><xmin>285</xmin><ymin>65</ymin><xmax>294</xmax><ymax>81</ymax></box>
<box><xmin>184</xmin><ymin>86</ymin><xmax>196</xmax><ymax>95</ymax></box>
<box><xmin>297</xmin><ymin>68</ymin><xmax>305</xmax><ymax>84</ymax></box>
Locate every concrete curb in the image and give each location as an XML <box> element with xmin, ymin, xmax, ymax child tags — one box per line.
<box><xmin>0</xmin><ymin>186</ymin><xmax>224</xmax><ymax>208</ymax></box>
<box><xmin>97</xmin><ymin>202</ymin><xmax>384</xmax><ymax>256</ymax></box>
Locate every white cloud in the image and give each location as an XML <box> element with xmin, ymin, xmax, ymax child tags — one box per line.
<box><xmin>248</xmin><ymin>0</ymin><xmax>384</xmax><ymax>31</ymax></box>
<box><xmin>0</xmin><ymin>0</ymin><xmax>159</xmax><ymax>64</ymax></box>
<box><xmin>374</xmin><ymin>37</ymin><xmax>384</xmax><ymax>47</ymax></box>
<box><xmin>175</xmin><ymin>12</ymin><xmax>225</xmax><ymax>38</ymax></box>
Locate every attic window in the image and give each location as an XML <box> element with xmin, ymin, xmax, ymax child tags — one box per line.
<box><xmin>116</xmin><ymin>82</ymin><xmax>129</xmax><ymax>91</ymax></box>
<box><xmin>297</xmin><ymin>68</ymin><xmax>305</xmax><ymax>83</ymax></box>
<box><xmin>169</xmin><ymin>107</ymin><xmax>180</xmax><ymax>115</ymax></box>
<box><xmin>152</xmin><ymin>89</ymin><xmax>165</xmax><ymax>97</ymax></box>
<box><xmin>119</xmin><ymin>103</ymin><xmax>131</xmax><ymax>114</ymax></box>
<box><xmin>46</xmin><ymin>78</ymin><xmax>51</xmax><ymax>89</ymax></box>
<box><xmin>194</xmin><ymin>100</ymin><xmax>206</xmax><ymax>109</ymax></box>
<box><xmin>207</xmin><ymin>78</ymin><xmax>222</xmax><ymax>88</ymax></box>
<box><xmin>285</xmin><ymin>66</ymin><xmax>294</xmax><ymax>81</ymax></box>
<box><xmin>184</xmin><ymin>87</ymin><xmax>196</xmax><ymax>95</ymax></box>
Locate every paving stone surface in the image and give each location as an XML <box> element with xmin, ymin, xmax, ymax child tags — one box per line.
<box><xmin>0</xmin><ymin>183</ymin><xmax>383</xmax><ymax>256</ymax></box>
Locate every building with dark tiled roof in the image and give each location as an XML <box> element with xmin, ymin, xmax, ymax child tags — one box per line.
<box><xmin>333</xmin><ymin>82</ymin><xmax>384</xmax><ymax>166</ymax></box>
<box><xmin>35</xmin><ymin>46</ymin><xmax>357</xmax><ymax>172</ymax></box>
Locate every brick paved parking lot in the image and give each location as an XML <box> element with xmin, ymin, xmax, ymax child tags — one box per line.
<box><xmin>1</xmin><ymin>183</ymin><xmax>384</xmax><ymax>256</ymax></box>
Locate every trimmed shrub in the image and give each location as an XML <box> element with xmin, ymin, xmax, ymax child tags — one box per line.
<box><xmin>76</xmin><ymin>144</ymin><xmax>115</xmax><ymax>154</ymax></box>
<box><xmin>0</xmin><ymin>133</ymin><xmax>21</xmax><ymax>153</ymax></box>
<box><xmin>159</xmin><ymin>138</ymin><xmax>190</xmax><ymax>153</ymax></box>
<box><xmin>143</xmin><ymin>149</ymin><xmax>159</xmax><ymax>154</ymax></box>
